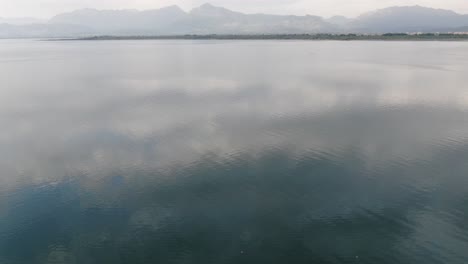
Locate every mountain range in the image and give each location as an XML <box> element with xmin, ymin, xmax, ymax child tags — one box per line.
<box><xmin>1</xmin><ymin>4</ymin><xmax>468</xmax><ymax>38</ymax></box>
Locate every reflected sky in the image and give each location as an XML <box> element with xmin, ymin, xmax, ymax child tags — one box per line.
<box><xmin>0</xmin><ymin>40</ymin><xmax>468</xmax><ymax>263</ymax></box>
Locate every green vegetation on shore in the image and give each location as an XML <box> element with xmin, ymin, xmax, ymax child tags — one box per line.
<box><xmin>70</xmin><ymin>33</ymin><xmax>468</xmax><ymax>41</ymax></box>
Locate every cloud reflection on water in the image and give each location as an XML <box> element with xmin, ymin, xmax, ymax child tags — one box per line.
<box><xmin>0</xmin><ymin>40</ymin><xmax>468</xmax><ymax>263</ymax></box>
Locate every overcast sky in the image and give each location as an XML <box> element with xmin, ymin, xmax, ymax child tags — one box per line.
<box><xmin>1</xmin><ymin>0</ymin><xmax>467</xmax><ymax>19</ymax></box>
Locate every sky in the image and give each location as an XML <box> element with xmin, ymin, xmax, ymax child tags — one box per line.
<box><xmin>1</xmin><ymin>0</ymin><xmax>467</xmax><ymax>19</ymax></box>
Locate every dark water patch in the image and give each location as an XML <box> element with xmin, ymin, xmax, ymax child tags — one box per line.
<box><xmin>1</xmin><ymin>144</ymin><xmax>468</xmax><ymax>263</ymax></box>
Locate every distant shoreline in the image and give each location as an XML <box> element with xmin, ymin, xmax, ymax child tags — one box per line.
<box><xmin>54</xmin><ymin>34</ymin><xmax>468</xmax><ymax>41</ymax></box>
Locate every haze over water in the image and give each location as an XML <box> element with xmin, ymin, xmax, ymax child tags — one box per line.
<box><xmin>1</xmin><ymin>40</ymin><xmax>468</xmax><ymax>263</ymax></box>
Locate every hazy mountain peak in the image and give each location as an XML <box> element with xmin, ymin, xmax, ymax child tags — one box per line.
<box><xmin>190</xmin><ymin>3</ymin><xmax>242</xmax><ymax>16</ymax></box>
<box><xmin>353</xmin><ymin>5</ymin><xmax>468</xmax><ymax>33</ymax></box>
<box><xmin>140</xmin><ymin>5</ymin><xmax>186</xmax><ymax>16</ymax></box>
<box><xmin>360</xmin><ymin>5</ymin><xmax>459</xmax><ymax>18</ymax></box>
<box><xmin>199</xmin><ymin>3</ymin><xmax>216</xmax><ymax>9</ymax></box>
<box><xmin>157</xmin><ymin>5</ymin><xmax>185</xmax><ymax>13</ymax></box>
<box><xmin>51</xmin><ymin>8</ymin><xmax>137</xmax><ymax>20</ymax></box>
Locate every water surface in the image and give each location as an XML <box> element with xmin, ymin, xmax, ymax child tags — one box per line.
<box><xmin>1</xmin><ymin>40</ymin><xmax>468</xmax><ymax>263</ymax></box>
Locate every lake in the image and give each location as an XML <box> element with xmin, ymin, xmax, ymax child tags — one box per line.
<box><xmin>1</xmin><ymin>40</ymin><xmax>468</xmax><ymax>263</ymax></box>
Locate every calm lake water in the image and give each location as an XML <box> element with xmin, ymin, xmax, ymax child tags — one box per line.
<box><xmin>1</xmin><ymin>40</ymin><xmax>468</xmax><ymax>263</ymax></box>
